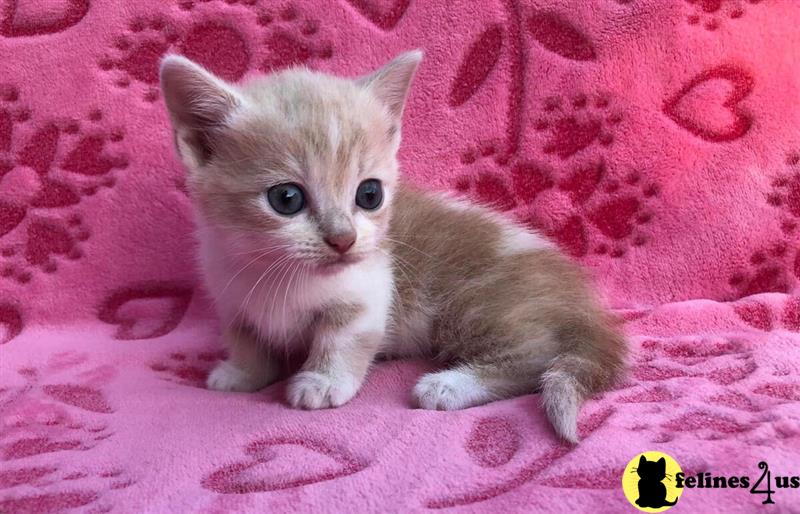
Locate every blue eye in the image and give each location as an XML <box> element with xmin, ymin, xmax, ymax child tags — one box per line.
<box><xmin>355</xmin><ymin>179</ymin><xmax>383</xmax><ymax>210</ymax></box>
<box><xmin>267</xmin><ymin>183</ymin><xmax>305</xmax><ymax>215</ymax></box>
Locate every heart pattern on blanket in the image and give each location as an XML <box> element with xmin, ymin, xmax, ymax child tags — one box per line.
<box><xmin>343</xmin><ymin>0</ymin><xmax>411</xmax><ymax>30</ymax></box>
<box><xmin>663</xmin><ymin>65</ymin><xmax>754</xmax><ymax>142</ymax></box>
<box><xmin>0</xmin><ymin>0</ymin><xmax>90</xmax><ymax>37</ymax></box>
<box><xmin>98</xmin><ymin>283</ymin><xmax>193</xmax><ymax>340</ymax></box>
<box><xmin>202</xmin><ymin>437</ymin><xmax>366</xmax><ymax>494</ymax></box>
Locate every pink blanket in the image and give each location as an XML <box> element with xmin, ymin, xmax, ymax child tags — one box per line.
<box><xmin>2</xmin><ymin>0</ymin><xmax>800</xmax><ymax>512</ymax></box>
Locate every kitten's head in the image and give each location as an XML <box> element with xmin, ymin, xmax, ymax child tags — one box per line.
<box><xmin>636</xmin><ymin>456</ymin><xmax>667</xmax><ymax>481</ymax></box>
<box><xmin>160</xmin><ymin>51</ymin><xmax>421</xmax><ymax>271</ymax></box>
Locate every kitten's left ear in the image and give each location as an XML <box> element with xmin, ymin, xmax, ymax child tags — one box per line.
<box><xmin>357</xmin><ymin>50</ymin><xmax>423</xmax><ymax>122</ymax></box>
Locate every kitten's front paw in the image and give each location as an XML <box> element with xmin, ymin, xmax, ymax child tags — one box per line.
<box><xmin>207</xmin><ymin>360</ymin><xmax>271</xmax><ymax>392</ymax></box>
<box><xmin>287</xmin><ymin>370</ymin><xmax>360</xmax><ymax>409</ymax></box>
<box><xmin>414</xmin><ymin>369</ymin><xmax>492</xmax><ymax>410</ymax></box>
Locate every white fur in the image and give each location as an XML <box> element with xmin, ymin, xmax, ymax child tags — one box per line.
<box><xmin>207</xmin><ymin>360</ymin><xmax>269</xmax><ymax>392</ymax></box>
<box><xmin>287</xmin><ymin>369</ymin><xmax>360</xmax><ymax>408</ymax></box>
<box><xmin>198</xmin><ymin>221</ymin><xmax>394</xmax><ymax>342</ymax></box>
<box><xmin>414</xmin><ymin>368</ymin><xmax>496</xmax><ymax>410</ymax></box>
<box><xmin>540</xmin><ymin>369</ymin><xmax>580</xmax><ymax>443</ymax></box>
<box><xmin>328</xmin><ymin>115</ymin><xmax>341</xmax><ymax>152</ymax></box>
<box><xmin>499</xmin><ymin>224</ymin><xmax>553</xmax><ymax>256</ymax></box>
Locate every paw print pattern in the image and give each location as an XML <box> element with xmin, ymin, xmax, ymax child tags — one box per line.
<box><xmin>100</xmin><ymin>16</ymin><xmax>183</xmax><ymax>100</ymax></box>
<box><xmin>149</xmin><ymin>349</ymin><xmax>225</xmax><ymax>387</ymax></box>
<box><xmin>728</xmin><ymin>242</ymin><xmax>797</xmax><ymax>298</ymax></box>
<box><xmin>617</xmin><ymin>335</ymin><xmax>786</xmax><ymax>442</ymax></box>
<box><xmin>1</xmin><ymin>353</ymin><xmax>117</xmax><ymax>462</ymax></box>
<box><xmin>535</xmin><ymin>93</ymin><xmax>622</xmax><ymax>161</ymax></box>
<box><xmin>0</xmin><ymin>87</ymin><xmax>127</xmax><ymax>283</ymax></box>
<box><xmin>448</xmin><ymin>2</ymin><xmax>658</xmax><ymax>261</ymax></box>
<box><xmin>0</xmin><ymin>466</ymin><xmax>136</xmax><ymax>512</ymax></box>
<box><xmin>0</xmin><ymin>353</ymin><xmax>134</xmax><ymax>512</ymax></box>
<box><xmin>460</xmin><ymin>93</ymin><xmax>622</xmax><ymax>165</ymax></box>
<box><xmin>725</xmin><ymin>155</ymin><xmax>800</xmax><ymax>299</ymax></box>
<box><xmin>545</xmin><ymin>164</ymin><xmax>659</xmax><ymax>258</ymax></box>
<box><xmin>2</xmin><ymin>215</ymin><xmax>90</xmax><ymax>282</ymax></box>
<box><xmin>684</xmin><ymin>0</ymin><xmax>764</xmax><ymax>31</ymax></box>
<box><xmin>455</xmin><ymin>161</ymin><xmax>659</xmax><ymax>258</ymax></box>
<box><xmin>581</xmin><ymin>170</ymin><xmax>659</xmax><ymax>257</ymax></box>
<box><xmin>734</xmin><ymin>296</ymin><xmax>800</xmax><ymax>332</ymax></box>
<box><xmin>767</xmin><ymin>156</ymin><xmax>800</xmax><ymax>227</ymax></box>
<box><xmin>258</xmin><ymin>5</ymin><xmax>334</xmax><ymax>72</ymax></box>
<box><xmin>635</xmin><ymin>337</ymin><xmax>757</xmax><ymax>386</ymax></box>
<box><xmin>99</xmin><ymin>2</ymin><xmax>333</xmax><ymax>101</ymax></box>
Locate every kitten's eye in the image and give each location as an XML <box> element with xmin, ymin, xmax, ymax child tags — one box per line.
<box><xmin>267</xmin><ymin>183</ymin><xmax>305</xmax><ymax>215</ymax></box>
<box><xmin>355</xmin><ymin>179</ymin><xmax>383</xmax><ymax>210</ymax></box>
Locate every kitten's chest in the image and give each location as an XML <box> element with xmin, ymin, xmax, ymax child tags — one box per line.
<box><xmin>237</xmin><ymin>280</ymin><xmax>314</xmax><ymax>342</ymax></box>
<box><xmin>202</xmin><ymin>253</ymin><xmax>318</xmax><ymax>343</ymax></box>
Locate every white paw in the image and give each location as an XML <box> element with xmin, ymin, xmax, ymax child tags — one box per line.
<box><xmin>414</xmin><ymin>369</ymin><xmax>493</xmax><ymax>410</ymax></box>
<box><xmin>206</xmin><ymin>361</ymin><xmax>269</xmax><ymax>392</ymax></box>
<box><xmin>287</xmin><ymin>370</ymin><xmax>360</xmax><ymax>409</ymax></box>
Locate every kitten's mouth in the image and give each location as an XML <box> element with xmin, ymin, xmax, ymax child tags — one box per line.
<box><xmin>317</xmin><ymin>253</ymin><xmax>362</xmax><ymax>272</ymax></box>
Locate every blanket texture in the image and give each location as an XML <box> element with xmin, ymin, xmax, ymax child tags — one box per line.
<box><xmin>2</xmin><ymin>0</ymin><xmax>800</xmax><ymax>512</ymax></box>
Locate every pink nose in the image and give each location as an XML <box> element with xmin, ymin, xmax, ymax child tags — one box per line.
<box><xmin>324</xmin><ymin>232</ymin><xmax>356</xmax><ymax>254</ymax></box>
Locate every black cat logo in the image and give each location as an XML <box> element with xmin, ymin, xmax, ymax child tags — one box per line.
<box><xmin>634</xmin><ymin>455</ymin><xmax>678</xmax><ymax>508</ymax></box>
<box><xmin>622</xmin><ymin>451</ymin><xmax>683</xmax><ymax>512</ymax></box>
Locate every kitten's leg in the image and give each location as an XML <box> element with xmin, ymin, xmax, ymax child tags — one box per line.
<box><xmin>287</xmin><ymin>304</ymin><xmax>384</xmax><ymax>409</ymax></box>
<box><xmin>414</xmin><ymin>356</ymin><xmax>589</xmax><ymax>442</ymax></box>
<box><xmin>413</xmin><ymin>362</ymin><xmax>535</xmax><ymax>411</ymax></box>
<box><xmin>207</xmin><ymin>326</ymin><xmax>280</xmax><ymax>392</ymax></box>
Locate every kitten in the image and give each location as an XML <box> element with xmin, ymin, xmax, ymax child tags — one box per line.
<box><xmin>159</xmin><ymin>50</ymin><xmax>627</xmax><ymax>442</ymax></box>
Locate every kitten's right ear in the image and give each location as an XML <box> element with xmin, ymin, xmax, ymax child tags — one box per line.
<box><xmin>638</xmin><ymin>455</ymin><xmax>647</xmax><ymax>466</ymax></box>
<box><xmin>159</xmin><ymin>55</ymin><xmax>243</xmax><ymax>169</ymax></box>
<box><xmin>357</xmin><ymin>50</ymin><xmax>423</xmax><ymax>122</ymax></box>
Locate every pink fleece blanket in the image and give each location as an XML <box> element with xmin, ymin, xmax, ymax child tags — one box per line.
<box><xmin>2</xmin><ymin>0</ymin><xmax>800</xmax><ymax>512</ymax></box>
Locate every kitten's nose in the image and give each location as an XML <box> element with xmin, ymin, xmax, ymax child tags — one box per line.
<box><xmin>324</xmin><ymin>232</ymin><xmax>356</xmax><ymax>254</ymax></box>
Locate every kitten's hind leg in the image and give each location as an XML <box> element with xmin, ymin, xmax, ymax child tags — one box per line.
<box><xmin>413</xmin><ymin>362</ymin><xmax>535</xmax><ymax>411</ymax></box>
<box><xmin>207</xmin><ymin>325</ymin><xmax>280</xmax><ymax>392</ymax></box>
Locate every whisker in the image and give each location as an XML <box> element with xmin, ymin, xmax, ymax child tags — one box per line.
<box><xmin>382</xmin><ymin>237</ymin><xmax>434</xmax><ymax>259</ymax></box>
<box><xmin>231</xmin><ymin>254</ymin><xmax>291</xmax><ymax>335</ymax></box>
<box><xmin>220</xmin><ymin>247</ymin><xmax>288</xmax><ymax>297</ymax></box>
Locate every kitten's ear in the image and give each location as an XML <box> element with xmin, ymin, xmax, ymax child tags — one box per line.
<box><xmin>357</xmin><ymin>50</ymin><xmax>423</xmax><ymax>121</ymax></box>
<box><xmin>159</xmin><ymin>55</ymin><xmax>243</xmax><ymax>169</ymax></box>
<box><xmin>657</xmin><ymin>458</ymin><xmax>666</xmax><ymax>469</ymax></box>
<box><xmin>639</xmin><ymin>455</ymin><xmax>647</xmax><ymax>466</ymax></box>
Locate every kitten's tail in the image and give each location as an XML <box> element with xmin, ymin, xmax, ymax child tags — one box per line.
<box><xmin>540</xmin><ymin>322</ymin><xmax>627</xmax><ymax>443</ymax></box>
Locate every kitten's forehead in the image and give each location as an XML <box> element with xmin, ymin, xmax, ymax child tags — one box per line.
<box><xmin>235</xmin><ymin>69</ymin><xmax>394</xmax><ymax>194</ymax></box>
<box><xmin>243</xmin><ymin>70</ymin><xmax>387</xmax><ymax>139</ymax></box>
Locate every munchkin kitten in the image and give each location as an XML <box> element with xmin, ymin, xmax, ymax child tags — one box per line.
<box><xmin>159</xmin><ymin>50</ymin><xmax>626</xmax><ymax>442</ymax></box>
